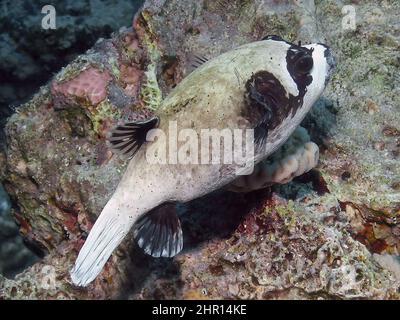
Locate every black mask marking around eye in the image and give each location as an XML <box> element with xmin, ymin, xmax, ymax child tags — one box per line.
<box><xmin>242</xmin><ymin>39</ymin><xmax>317</xmax><ymax>148</ymax></box>
<box><xmin>286</xmin><ymin>44</ymin><xmax>314</xmax><ymax>111</ymax></box>
<box><xmin>263</xmin><ymin>36</ymin><xmax>315</xmax><ymax>79</ymax></box>
<box><xmin>287</xmin><ymin>46</ymin><xmax>314</xmax><ymax>78</ymax></box>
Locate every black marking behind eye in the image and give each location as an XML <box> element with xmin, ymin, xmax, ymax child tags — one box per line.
<box><xmin>243</xmin><ymin>38</ymin><xmax>317</xmax><ymax>148</ymax></box>
<box><xmin>286</xmin><ymin>44</ymin><xmax>314</xmax><ymax>107</ymax></box>
<box><xmin>244</xmin><ymin>71</ymin><xmax>292</xmax><ymax>147</ymax></box>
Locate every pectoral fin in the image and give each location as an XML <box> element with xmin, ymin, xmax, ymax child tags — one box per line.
<box><xmin>107</xmin><ymin>116</ymin><xmax>159</xmax><ymax>158</ymax></box>
<box><xmin>133</xmin><ymin>203</ymin><xmax>183</xmax><ymax>258</ymax></box>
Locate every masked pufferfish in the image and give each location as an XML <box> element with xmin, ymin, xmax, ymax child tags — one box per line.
<box><xmin>71</xmin><ymin>35</ymin><xmax>336</xmax><ymax>286</ymax></box>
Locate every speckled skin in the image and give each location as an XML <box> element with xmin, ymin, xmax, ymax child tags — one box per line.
<box><xmin>71</xmin><ymin>39</ymin><xmax>333</xmax><ymax>286</ymax></box>
<box><xmin>123</xmin><ymin>40</ymin><xmax>332</xmax><ymax>205</ymax></box>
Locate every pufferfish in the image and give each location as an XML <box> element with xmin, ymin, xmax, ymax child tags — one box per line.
<box><xmin>71</xmin><ymin>35</ymin><xmax>336</xmax><ymax>286</ymax></box>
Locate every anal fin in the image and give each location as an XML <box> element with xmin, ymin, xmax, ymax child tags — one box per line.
<box><xmin>133</xmin><ymin>203</ymin><xmax>183</xmax><ymax>258</ymax></box>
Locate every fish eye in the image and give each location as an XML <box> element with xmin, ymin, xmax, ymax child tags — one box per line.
<box><xmin>295</xmin><ymin>54</ymin><xmax>314</xmax><ymax>74</ymax></box>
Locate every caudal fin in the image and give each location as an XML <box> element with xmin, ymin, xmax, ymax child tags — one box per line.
<box><xmin>70</xmin><ymin>201</ymin><xmax>134</xmax><ymax>287</ymax></box>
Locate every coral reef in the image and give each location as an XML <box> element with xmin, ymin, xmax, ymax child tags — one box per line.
<box><xmin>0</xmin><ymin>0</ymin><xmax>144</xmax><ymax>147</ymax></box>
<box><xmin>229</xmin><ymin>127</ymin><xmax>319</xmax><ymax>192</ymax></box>
<box><xmin>131</xmin><ymin>193</ymin><xmax>399</xmax><ymax>299</ymax></box>
<box><xmin>51</xmin><ymin>68</ymin><xmax>112</xmax><ymax>106</ymax></box>
<box><xmin>1</xmin><ymin>0</ymin><xmax>400</xmax><ymax>299</ymax></box>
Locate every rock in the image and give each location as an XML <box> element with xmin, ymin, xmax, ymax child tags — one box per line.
<box><xmin>373</xmin><ymin>254</ymin><xmax>400</xmax><ymax>281</ymax></box>
<box><xmin>1</xmin><ymin>0</ymin><xmax>399</xmax><ymax>299</ymax></box>
<box><xmin>0</xmin><ymin>0</ymin><xmax>144</xmax><ymax>147</ymax></box>
<box><xmin>130</xmin><ymin>194</ymin><xmax>398</xmax><ymax>299</ymax></box>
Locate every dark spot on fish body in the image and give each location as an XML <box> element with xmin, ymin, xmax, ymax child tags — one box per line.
<box><xmin>163</xmin><ymin>96</ymin><xmax>196</xmax><ymax>116</ymax></box>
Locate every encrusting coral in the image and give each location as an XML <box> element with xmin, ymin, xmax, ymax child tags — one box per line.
<box><xmin>229</xmin><ymin>127</ymin><xmax>319</xmax><ymax>192</ymax></box>
<box><xmin>51</xmin><ymin>68</ymin><xmax>112</xmax><ymax>106</ymax></box>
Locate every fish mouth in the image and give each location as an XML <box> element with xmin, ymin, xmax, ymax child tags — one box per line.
<box><xmin>317</xmin><ymin>43</ymin><xmax>336</xmax><ymax>84</ymax></box>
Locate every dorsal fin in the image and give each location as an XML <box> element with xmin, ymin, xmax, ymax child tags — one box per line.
<box><xmin>107</xmin><ymin>116</ymin><xmax>159</xmax><ymax>158</ymax></box>
<box><xmin>186</xmin><ymin>54</ymin><xmax>210</xmax><ymax>75</ymax></box>
<box><xmin>262</xmin><ymin>35</ymin><xmax>285</xmax><ymax>42</ymax></box>
<box><xmin>191</xmin><ymin>54</ymin><xmax>209</xmax><ymax>69</ymax></box>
